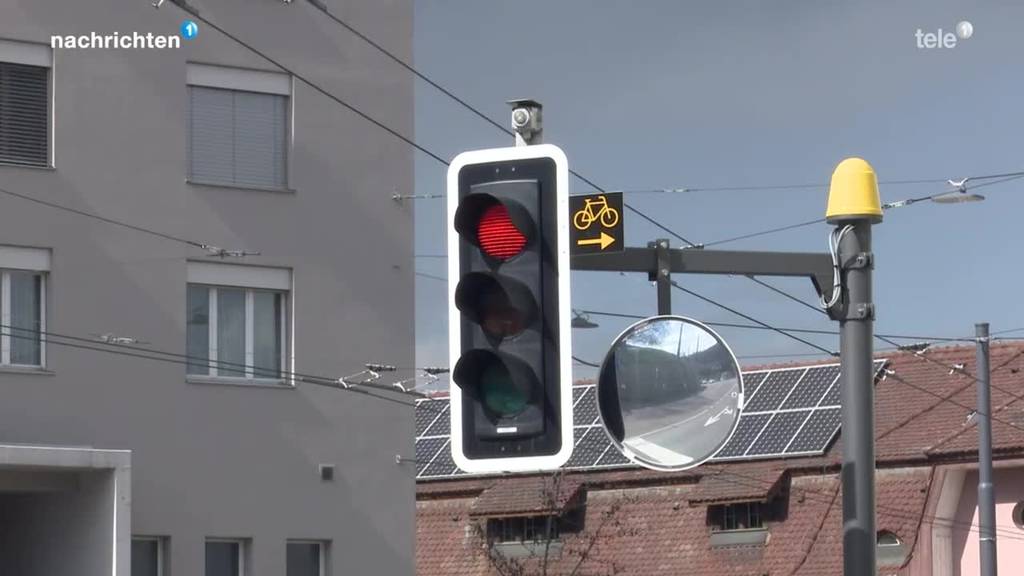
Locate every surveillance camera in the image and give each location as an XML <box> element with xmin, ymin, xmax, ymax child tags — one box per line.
<box><xmin>512</xmin><ymin>108</ymin><xmax>531</xmax><ymax>128</ymax></box>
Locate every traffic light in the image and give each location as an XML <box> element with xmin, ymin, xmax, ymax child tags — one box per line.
<box><xmin>447</xmin><ymin>145</ymin><xmax>572</xmax><ymax>473</ymax></box>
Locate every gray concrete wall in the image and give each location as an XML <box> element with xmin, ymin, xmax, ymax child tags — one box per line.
<box><xmin>0</xmin><ymin>0</ymin><xmax>415</xmax><ymax>574</ymax></box>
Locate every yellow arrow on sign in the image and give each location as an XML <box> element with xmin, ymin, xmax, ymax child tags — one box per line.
<box><xmin>577</xmin><ymin>231</ymin><xmax>616</xmax><ymax>250</ymax></box>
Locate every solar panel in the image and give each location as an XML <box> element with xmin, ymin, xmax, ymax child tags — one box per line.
<box><xmin>415</xmin><ymin>436</ymin><xmax>448</xmax><ymax>477</ymax></box>
<box><xmin>782</xmin><ymin>365</ymin><xmax>840</xmax><ymax>409</ymax></box>
<box><xmin>744</xmin><ymin>369</ymin><xmax>806</xmax><ymax>412</ymax></box>
<box><xmin>565</xmin><ymin>426</ymin><xmax>612</xmax><ymax>468</ymax></box>
<box><xmin>574</xmin><ymin>387</ymin><xmax>600</xmax><ymax>426</ymax></box>
<box><xmin>742</xmin><ymin>371</ymin><xmax>769</xmax><ymax>398</ymax></box>
<box><xmin>747</xmin><ymin>410</ymin><xmax>812</xmax><ymax>455</ymax></box>
<box><xmin>422</xmin><ymin>405</ymin><xmax>450</xmax><ymax>437</ymax></box>
<box><xmin>411</xmin><ymin>360</ymin><xmax>888</xmax><ymax>478</ymax></box>
<box><xmin>786</xmin><ymin>407</ymin><xmax>841</xmax><ymax>454</ymax></box>
<box><xmin>714</xmin><ymin>413</ymin><xmax>772</xmax><ymax>458</ymax></box>
<box><xmin>421</xmin><ymin>439</ymin><xmax>461</xmax><ymax>478</ymax></box>
<box><xmin>415</xmin><ymin>400</ymin><xmax>446</xmax><ymax>436</ymax></box>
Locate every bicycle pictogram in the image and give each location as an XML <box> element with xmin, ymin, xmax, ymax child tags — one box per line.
<box><xmin>573</xmin><ymin>195</ymin><xmax>620</xmax><ymax>231</ymax></box>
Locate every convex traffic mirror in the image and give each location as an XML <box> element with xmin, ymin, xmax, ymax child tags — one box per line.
<box><xmin>597</xmin><ymin>316</ymin><xmax>744</xmax><ymax>471</ymax></box>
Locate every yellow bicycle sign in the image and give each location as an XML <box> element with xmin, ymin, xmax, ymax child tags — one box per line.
<box><xmin>572</xmin><ymin>195</ymin><xmax>620</xmax><ymax>231</ymax></box>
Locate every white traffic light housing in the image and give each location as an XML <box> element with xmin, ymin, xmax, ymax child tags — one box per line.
<box><xmin>447</xmin><ymin>145</ymin><xmax>572</xmax><ymax>473</ymax></box>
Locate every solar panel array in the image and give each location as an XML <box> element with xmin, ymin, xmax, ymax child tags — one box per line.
<box><xmin>413</xmin><ymin>360</ymin><xmax>887</xmax><ymax>479</ymax></box>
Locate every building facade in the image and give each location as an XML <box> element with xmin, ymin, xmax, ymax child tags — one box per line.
<box><xmin>416</xmin><ymin>344</ymin><xmax>1024</xmax><ymax>575</ymax></box>
<box><xmin>0</xmin><ymin>0</ymin><xmax>415</xmax><ymax>574</ymax></box>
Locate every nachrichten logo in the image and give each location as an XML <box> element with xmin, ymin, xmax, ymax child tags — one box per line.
<box><xmin>51</xmin><ymin>20</ymin><xmax>199</xmax><ymax>50</ymax></box>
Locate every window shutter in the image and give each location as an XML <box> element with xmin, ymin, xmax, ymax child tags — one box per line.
<box><xmin>233</xmin><ymin>90</ymin><xmax>287</xmax><ymax>188</ymax></box>
<box><xmin>188</xmin><ymin>85</ymin><xmax>287</xmax><ymax>189</ymax></box>
<box><xmin>0</xmin><ymin>62</ymin><xmax>48</xmax><ymax>167</ymax></box>
<box><xmin>188</xmin><ymin>86</ymin><xmax>235</xmax><ymax>185</ymax></box>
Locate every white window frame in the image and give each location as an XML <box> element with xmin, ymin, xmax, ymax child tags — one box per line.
<box><xmin>186</xmin><ymin>262</ymin><xmax>292</xmax><ymax>384</ymax></box>
<box><xmin>287</xmin><ymin>540</ymin><xmax>328</xmax><ymax>576</ymax></box>
<box><xmin>206</xmin><ymin>538</ymin><xmax>246</xmax><ymax>576</ymax></box>
<box><xmin>0</xmin><ymin>245</ymin><xmax>50</xmax><ymax>367</ymax></box>
<box><xmin>186</xmin><ymin>63</ymin><xmax>293</xmax><ymax>190</ymax></box>
<box><xmin>0</xmin><ymin>39</ymin><xmax>55</xmax><ymax>168</ymax></box>
<box><xmin>190</xmin><ymin>285</ymin><xmax>288</xmax><ymax>382</ymax></box>
<box><xmin>131</xmin><ymin>536</ymin><xmax>166</xmax><ymax>576</ymax></box>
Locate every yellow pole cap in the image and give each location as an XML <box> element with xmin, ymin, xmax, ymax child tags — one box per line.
<box><xmin>826</xmin><ymin>157</ymin><xmax>882</xmax><ymax>224</ymax></box>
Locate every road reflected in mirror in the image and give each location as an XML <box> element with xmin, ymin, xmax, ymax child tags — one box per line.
<box><xmin>597</xmin><ymin>316</ymin><xmax>743</xmax><ymax>471</ymax></box>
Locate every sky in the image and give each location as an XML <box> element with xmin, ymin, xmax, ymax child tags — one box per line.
<box><xmin>412</xmin><ymin>0</ymin><xmax>1024</xmax><ymax>385</ymax></box>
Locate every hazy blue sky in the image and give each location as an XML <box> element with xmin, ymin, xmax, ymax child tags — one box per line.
<box><xmin>412</xmin><ymin>0</ymin><xmax>1023</xmax><ymax>382</ymax></box>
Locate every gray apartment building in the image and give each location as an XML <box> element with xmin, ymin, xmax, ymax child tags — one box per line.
<box><xmin>0</xmin><ymin>1</ymin><xmax>415</xmax><ymax>574</ymax></box>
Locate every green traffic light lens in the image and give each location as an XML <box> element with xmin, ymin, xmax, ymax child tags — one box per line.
<box><xmin>481</xmin><ymin>363</ymin><xmax>528</xmax><ymax>417</ymax></box>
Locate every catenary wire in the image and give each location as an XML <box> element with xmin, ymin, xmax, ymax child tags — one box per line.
<box><xmin>0</xmin><ymin>185</ymin><xmax>206</xmax><ymax>248</ymax></box>
<box><xmin>669</xmin><ymin>280</ymin><xmax>836</xmax><ymax>356</ymax></box>
<box><xmin>2</xmin><ymin>326</ymin><xmax>414</xmax><ymax>406</ymax></box>
<box><xmin>298</xmin><ymin>0</ymin><xmax>1024</xmax><ymax>500</ymax></box>
<box><xmin>575</xmin><ymin>309</ymin><xmax>972</xmax><ymax>343</ymax></box>
<box><xmin>705</xmin><ymin>468</ymin><xmax>1024</xmax><ymax>543</ymax></box>
<box><xmin>172</xmin><ymin>3</ymin><xmax>1024</xmax><ymax>371</ymax></box>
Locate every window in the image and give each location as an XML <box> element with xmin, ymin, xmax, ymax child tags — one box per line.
<box><xmin>186</xmin><ymin>262</ymin><xmax>290</xmax><ymax>382</ymax></box>
<box><xmin>1013</xmin><ymin>501</ymin><xmax>1024</xmax><ymax>530</ymax></box>
<box><xmin>486</xmin><ymin>510</ymin><xmax>583</xmax><ymax>545</ymax></box>
<box><xmin>132</xmin><ymin>537</ymin><xmax>166</xmax><ymax>576</ymax></box>
<box><xmin>0</xmin><ymin>246</ymin><xmax>49</xmax><ymax>368</ymax></box>
<box><xmin>0</xmin><ymin>40</ymin><xmax>51</xmax><ymax>168</ymax></box>
<box><xmin>876</xmin><ymin>530</ymin><xmax>907</xmax><ymax>566</ymax></box>
<box><xmin>287</xmin><ymin>541</ymin><xmax>328</xmax><ymax>576</ymax></box>
<box><xmin>187</xmin><ymin>64</ymin><xmax>289</xmax><ymax>190</ymax></box>
<box><xmin>711</xmin><ymin>502</ymin><xmax>764</xmax><ymax>532</ymax></box>
<box><xmin>206</xmin><ymin>539</ymin><xmax>245</xmax><ymax>576</ymax></box>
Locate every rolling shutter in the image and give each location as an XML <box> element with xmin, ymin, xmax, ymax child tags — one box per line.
<box><xmin>0</xmin><ymin>62</ymin><xmax>49</xmax><ymax>167</ymax></box>
<box><xmin>188</xmin><ymin>85</ymin><xmax>287</xmax><ymax>189</ymax></box>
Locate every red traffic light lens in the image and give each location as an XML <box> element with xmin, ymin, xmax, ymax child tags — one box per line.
<box><xmin>477</xmin><ymin>204</ymin><xmax>527</xmax><ymax>260</ymax></box>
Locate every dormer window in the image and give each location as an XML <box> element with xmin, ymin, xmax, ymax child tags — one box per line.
<box><xmin>712</xmin><ymin>502</ymin><xmax>764</xmax><ymax>532</ymax></box>
<box><xmin>708</xmin><ymin>502</ymin><xmax>769</xmax><ymax>547</ymax></box>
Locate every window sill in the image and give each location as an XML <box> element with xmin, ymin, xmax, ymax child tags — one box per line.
<box><xmin>186</xmin><ymin>179</ymin><xmax>295</xmax><ymax>195</ymax></box>
<box><xmin>187</xmin><ymin>375</ymin><xmax>293</xmax><ymax>389</ymax></box>
<box><xmin>0</xmin><ymin>365</ymin><xmax>55</xmax><ymax>376</ymax></box>
<box><xmin>0</xmin><ymin>162</ymin><xmax>55</xmax><ymax>172</ymax></box>
<box><xmin>491</xmin><ymin>541</ymin><xmax>563</xmax><ymax>560</ymax></box>
<box><xmin>709</xmin><ymin>528</ymin><xmax>768</xmax><ymax>547</ymax></box>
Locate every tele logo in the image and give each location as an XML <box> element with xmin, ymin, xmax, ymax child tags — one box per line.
<box><xmin>916</xmin><ymin>21</ymin><xmax>973</xmax><ymax>49</ymax></box>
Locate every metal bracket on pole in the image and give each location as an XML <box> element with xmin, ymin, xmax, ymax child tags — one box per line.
<box><xmin>647</xmin><ymin>239</ymin><xmax>672</xmax><ymax>315</ymax></box>
<box><xmin>841</xmin><ymin>251</ymin><xmax>874</xmax><ymax>270</ymax></box>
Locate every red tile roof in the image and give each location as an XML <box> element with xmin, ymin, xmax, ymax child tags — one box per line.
<box><xmin>416</xmin><ymin>343</ymin><xmax>1024</xmax><ymax>576</ymax></box>
<box><xmin>470</xmin><ymin>475</ymin><xmax>583</xmax><ymax>517</ymax></box>
<box><xmin>687</xmin><ymin>464</ymin><xmax>786</xmax><ymax>505</ymax></box>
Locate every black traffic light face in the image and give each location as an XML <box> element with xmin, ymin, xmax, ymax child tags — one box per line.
<box><xmin>452</xmin><ymin>157</ymin><xmax>565</xmax><ymax>460</ymax></box>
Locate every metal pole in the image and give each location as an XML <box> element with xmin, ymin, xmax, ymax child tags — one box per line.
<box><xmin>976</xmin><ymin>322</ymin><xmax>998</xmax><ymax>576</ymax></box>
<box><xmin>838</xmin><ymin>220</ymin><xmax>876</xmax><ymax>575</ymax></box>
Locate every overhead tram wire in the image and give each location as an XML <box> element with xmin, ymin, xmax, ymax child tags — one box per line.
<box><xmin>167</xmin><ymin>2</ymin><xmax>849</xmax><ymax>356</ymax></box>
<box><xmin>0</xmin><ymin>185</ymin><xmax>205</xmax><ymax>249</ymax></box>
<box><xmin>169</xmin><ymin>3</ymin><xmax>1024</xmax><ymax>372</ymax></box>
<box><xmin>576</xmin><ymin>308</ymin><xmax>972</xmax><ymax>343</ymax></box>
<box><xmin>706</xmin><ymin>467</ymin><xmax>1024</xmax><ymax>543</ymax></box>
<box><xmin>291</xmin><ymin>0</ymin><xmax>1024</xmax><ymax>340</ymax></box>
<box><xmin>415</xmin><ymin>271</ymin><xmax>447</xmax><ymax>283</ymax></box>
<box><xmin>669</xmin><ymin>280</ymin><xmax>836</xmax><ymax>356</ymax></box>
<box><xmin>2</xmin><ymin>325</ymin><xmax>415</xmax><ymax>407</ymax></box>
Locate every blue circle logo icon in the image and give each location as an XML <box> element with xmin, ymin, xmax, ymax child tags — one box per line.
<box><xmin>181</xmin><ymin>20</ymin><xmax>199</xmax><ymax>40</ymax></box>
